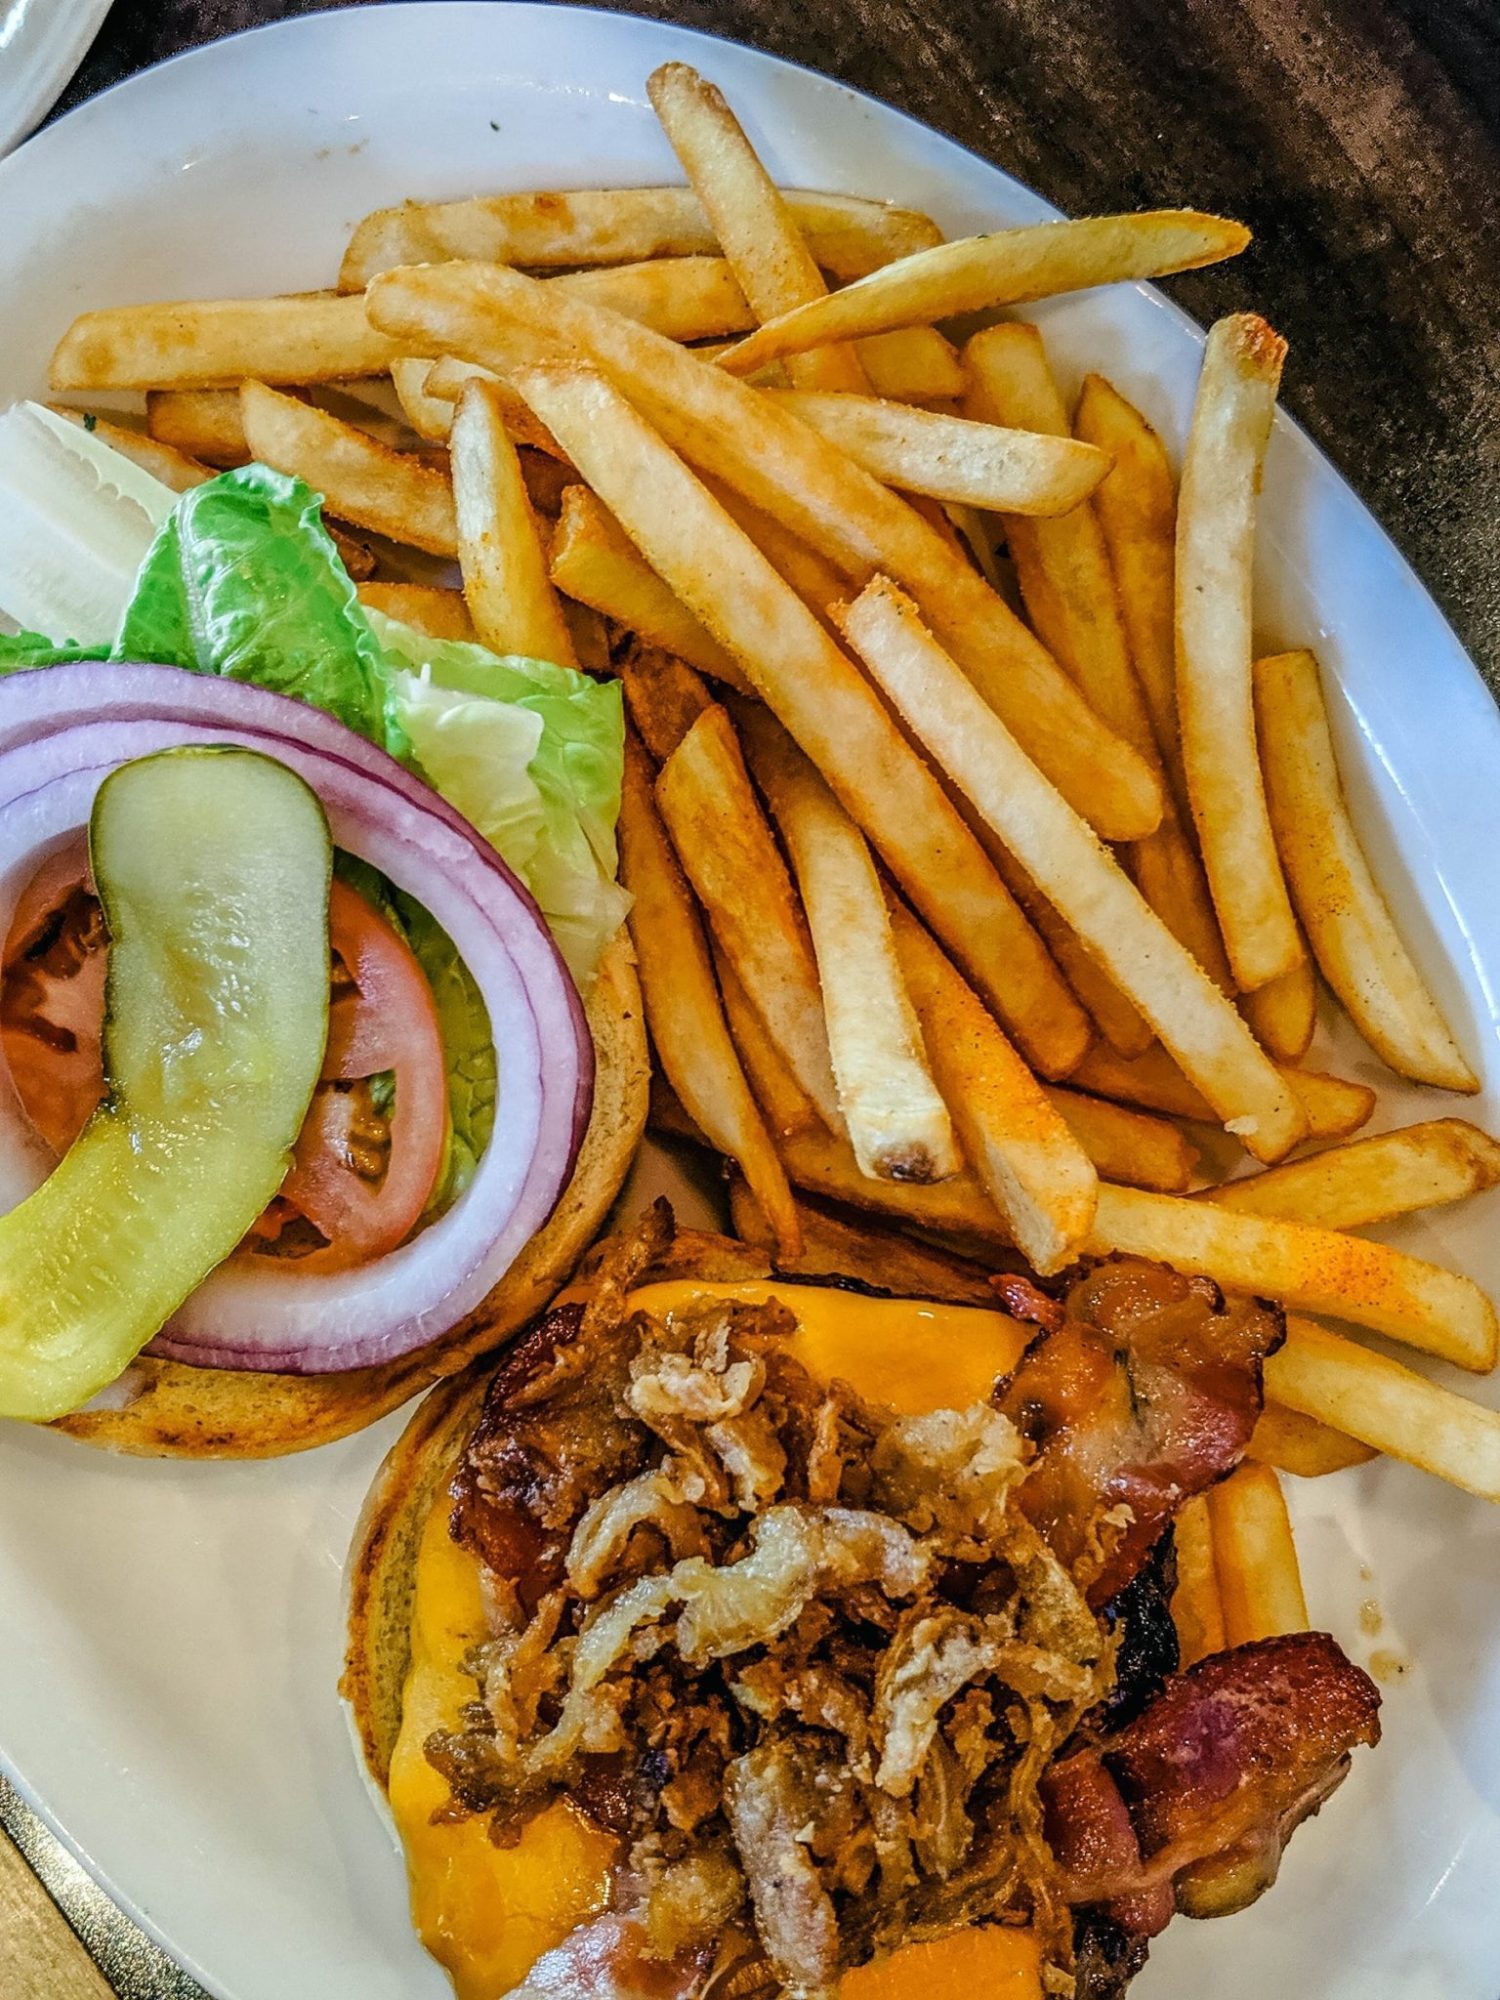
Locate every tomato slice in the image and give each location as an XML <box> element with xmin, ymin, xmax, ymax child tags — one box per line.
<box><xmin>1</xmin><ymin>854</ymin><xmax>449</xmax><ymax>1273</ymax></box>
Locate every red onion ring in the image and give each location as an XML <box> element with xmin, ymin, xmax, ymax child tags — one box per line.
<box><xmin>0</xmin><ymin>665</ymin><xmax>596</xmax><ymax>1373</ymax></box>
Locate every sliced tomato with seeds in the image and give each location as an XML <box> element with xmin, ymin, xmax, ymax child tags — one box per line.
<box><xmin>0</xmin><ymin>854</ymin><xmax>449</xmax><ymax>1273</ymax></box>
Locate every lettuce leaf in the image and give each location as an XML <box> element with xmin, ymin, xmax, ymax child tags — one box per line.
<box><xmin>373</xmin><ymin>612</ymin><xmax>629</xmax><ymax>984</ymax></box>
<box><xmin>0</xmin><ymin>632</ymin><xmax>109</xmax><ymax>671</ymax></box>
<box><xmin>116</xmin><ymin>465</ymin><xmax>400</xmax><ymax>751</ymax></box>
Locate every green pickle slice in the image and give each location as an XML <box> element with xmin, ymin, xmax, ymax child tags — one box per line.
<box><xmin>0</xmin><ymin>747</ymin><xmax>331</xmax><ymax>1420</ymax></box>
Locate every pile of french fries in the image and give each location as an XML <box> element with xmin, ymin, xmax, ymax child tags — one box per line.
<box><xmin>46</xmin><ymin>61</ymin><xmax>1500</xmax><ymax>1639</ymax></box>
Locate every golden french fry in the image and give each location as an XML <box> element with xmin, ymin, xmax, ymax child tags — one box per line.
<box><xmin>767</xmin><ymin>389</ymin><xmax>1107</xmax><ymax>513</ymax></box>
<box><xmin>52</xmin><ymin>292</ymin><xmax>405</xmax><ymax>391</ymax></box>
<box><xmin>888</xmin><ymin>903</ymin><xmax>1098</xmax><ymax>1274</ymax></box>
<box><xmin>965</xmin><ymin>323</ymin><xmax>1230</xmax><ymax>990</ymax></box>
<box><xmin>548</xmin><ymin>483</ymin><xmax>750</xmax><ymax>691</ymax></box>
<box><xmin>1091</xmin><ymin>1182</ymin><xmax>1498</xmax><ymax>1371</ymax></box>
<box><xmin>855</xmin><ymin>329</ymin><xmax>965</xmax><ymax>402</ymax></box>
<box><xmin>736</xmin><ymin>707</ymin><xmax>959</xmax><ymax>1185</ymax></box>
<box><xmin>450</xmin><ymin>380</ymin><xmax>578</xmax><ymax>665</ymax></box>
<box><xmin>656</xmin><ymin>705</ymin><xmax>841</xmax><ymax>1131</ymax></box>
<box><xmin>504</xmin><ymin>358</ymin><xmax>1088</xmax><ymax>1079</ymax></box>
<box><xmin>698</xmin><ymin>327</ymin><xmax>968</xmax><ymax>401</ymax></box>
<box><xmin>239</xmin><ymin>381</ymin><xmax>456</xmax><ymax>555</ymax></box>
<box><xmin>618</xmin><ymin>732</ymin><xmax>801</xmax><ymax>1257</ymax></box>
<box><xmin>1043</xmin><ymin>1087</ymin><xmax>1197</xmax><ymax>1195</ymax></box>
<box><xmin>715</xmin><ymin>950</ymin><xmax>824</xmax><ymax>1143</ymax></box>
<box><xmin>1170</xmin><ymin>1494</ymin><xmax>1226</xmax><ymax>1666</ymax></box>
<box><xmin>366</xmin><ymin>262</ymin><xmax>1164</xmax><ymax>843</ymax></box>
<box><xmin>716</xmin><ymin>496</ymin><xmax>850</xmax><ymax>638</ymax></box>
<box><xmin>50</xmin><ymin>409</ymin><xmax>209</xmax><ymax>492</ymax></box>
<box><xmin>727</xmin><ymin>1176</ymin><xmax>999</xmax><ymax>1305</ymax></box>
<box><xmin>1070</xmin><ymin>1037</ymin><xmax>1375</xmax><ymax>1143</ymax></box>
<box><xmin>1240</xmin><ymin>953</ymin><xmax>1317</xmax><ymax>1063</ymax></box>
<box><xmin>780</xmin><ymin>1124</ymin><xmax>1015</xmax><ymax>1250</ymax></box>
<box><xmin>145</xmin><ymin>386</ymin><xmax>249</xmax><ymax>465</ymax></box>
<box><xmin>388</xmin><ymin>356</ymin><xmax>455</xmax><ymax>442</ymax></box>
<box><xmin>421</xmin><ymin>355</ymin><xmax>569</xmax><ymax>451</ymax></box>
<box><xmin>1208</xmin><ymin>1462</ymin><xmax>1310</xmax><ymax>1645</ymax></box>
<box><xmin>616</xmin><ymin>643</ymin><xmax>714</xmax><ymax>762</ymax></box>
<box><xmin>1203</xmin><ymin>1119</ymin><xmax>1500</xmax><ymax>1230</ymax></box>
<box><xmin>356</xmin><ymin>582</ymin><xmax>476</xmax><ymax>643</ymax></box>
<box><xmin>557</xmin><ymin>255</ymin><xmax>756</xmax><ymax>339</ymax></box>
<box><xmin>1248</xmin><ymin>1401</ymin><xmax>1378</xmax><ymax>1478</ymax></box>
<box><xmin>649</xmin><ymin>64</ymin><xmax>868</xmax><ymax>393</ymax></box>
<box><xmin>1269</xmin><ymin>1315</ymin><xmax>1500</xmax><ymax>1504</ymax></box>
<box><xmin>1074</xmin><ymin>373</ymin><xmax>1181</xmax><ymax>789</ymax></box>
<box><xmin>1176</xmin><ymin>315</ymin><xmax>1304</xmax><ymax>992</ymax></box>
<box><xmin>1255</xmin><ymin>646</ymin><xmax>1478</xmax><ymax>1092</ymax></box>
<box><xmin>340</xmin><ymin>186</ymin><xmax>944</xmax><ymax>290</ymax></box>
<box><xmin>839</xmin><ymin>578</ymin><xmax>1306</xmax><ymax>1161</ymax></box>
<box><xmin>719</xmin><ymin>211</ymin><xmax>1251</xmax><ymax>376</ymax></box>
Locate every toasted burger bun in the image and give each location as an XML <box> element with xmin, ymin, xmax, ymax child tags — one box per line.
<box><xmin>53</xmin><ymin>936</ymin><xmax>649</xmax><ymax>1460</ymax></box>
<box><xmin>341</xmin><ymin>1219</ymin><xmax>1049</xmax><ymax>2000</ymax></box>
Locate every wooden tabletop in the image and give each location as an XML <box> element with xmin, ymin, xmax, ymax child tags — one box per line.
<box><xmin>6</xmin><ymin>0</ymin><xmax>1499</xmax><ymax>1992</ymax></box>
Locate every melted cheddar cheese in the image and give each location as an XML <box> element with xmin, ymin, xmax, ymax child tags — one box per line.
<box><xmin>388</xmin><ymin>1279</ymin><xmax>1041</xmax><ymax>2000</ymax></box>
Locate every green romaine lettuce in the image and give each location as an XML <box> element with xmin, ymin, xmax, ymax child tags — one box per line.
<box><xmin>116</xmin><ymin>465</ymin><xmax>399</xmax><ymax>751</ymax></box>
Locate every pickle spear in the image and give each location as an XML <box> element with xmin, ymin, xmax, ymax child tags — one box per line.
<box><xmin>0</xmin><ymin>747</ymin><xmax>330</xmax><ymax>1420</ymax></box>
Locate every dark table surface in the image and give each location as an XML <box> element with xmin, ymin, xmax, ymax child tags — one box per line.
<box><xmin>4</xmin><ymin>0</ymin><xmax>1498</xmax><ymax>1992</ymax></box>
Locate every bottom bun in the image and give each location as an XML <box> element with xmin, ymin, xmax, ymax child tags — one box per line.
<box><xmin>52</xmin><ymin>935</ymin><xmax>649</xmax><ymax>1459</ymax></box>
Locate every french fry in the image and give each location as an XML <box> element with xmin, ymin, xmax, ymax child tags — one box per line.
<box><xmin>1248</xmin><ymin>1402</ymin><xmax>1378</xmax><ymax>1478</ymax></box>
<box><xmin>656</xmin><ymin>705</ymin><xmax>842</xmax><ymax>1131</ymax></box>
<box><xmin>838</xmin><ymin>578</ymin><xmax>1306</xmax><ymax>1161</ymax></box>
<box><xmin>549</xmin><ymin>484</ymin><xmax>750</xmax><ymax>691</ymax></box>
<box><xmin>1268</xmin><ymin>1315</ymin><xmax>1500</xmax><ymax>1504</ymax></box>
<box><xmin>366</xmin><ymin>262</ymin><xmax>1165</xmax><ymax>843</ymax></box>
<box><xmin>388</xmin><ymin>357</ymin><xmax>455</xmax><ymax>442</ymax></box>
<box><xmin>1043</xmin><ymin>1087</ymin><xmax>1197</xmax><ymax>1195</ymax></box>
<box><xmin>145</xmin><ymin>387</ymin><xmax>249</xmax><ymax>465</ymax></box>
<box><xmin>887</xmin><ymin>903</ymin><xmax>1098</xmax><ymax>1274</ymax></box>
<box><xmin>557</xmin><ymin>255</ymin><xmax>756</xmax><ymax>339</ymax></box>
<box><xmin>1240</xmin><ymin>953</ymin><xmax>1317</xmax><ymax>1063</ymax></box>
<box><xmin>356</xmin><ymin>582</ymin><xmax>476</xmax><ymax>643</ymax></box>
<box><xmin>239</xmin><ymin>381</ymin><xmax>456</xmax><ymax>555</ymax></box>
<box><xmin>616</xmin><ymin>643</ymin><xmax>713</xmax><ymax>762</ymax></box>
<box><xmin>780</xmin><ymin>1124</ymin><xmax>1015</xmax><ymax>1249</ymax></box>
<box><xmin>1073</xmin><ymin>374</ymin><xmax>1181</xmax><ymax>790</ymax></box>
<box><xmin>698</xmin><ymin>327</ymin><xmax>968</xmax><ymax>401</ymax></box>
<box><xmin>649</xmin><ymin>64</ymin><xmax>868</xmax><ymax>393</ymax></box>
<box><xmin>504</xmin><ymin>359</ymin><xmax>1089</xmax><ymax>1078</ymax></box>
<box><xmin>716</xmin><ymin>951</ymin><xmax>824</xmax><ymax>1142</ymax></box>
<box><xmin>855</xmin><ymin>329</ymin><xmax>966</xmax><ymax>402</ymax></box>
<box><xmin>1070</xmin><ymin>1041</ymin><xmax>1375</xmax><ymax>1141</ymax></box>
<box><xmin>339</xmin><ymin>185</ymin><xmax>944</xmax><ymax>290</ymax></box>
<box><xmin>965</xmin><ymin>323</ymin><xmax>1230</xmax><ymax>990</ymax></box>
<box><xmin>727</xmin><ymin>1177</ymin><xmax>999</xmax><ymax>1305</ymax></box>
<box><xmin>767</xmin><ymin>389</ymin><xmax>1107</xmax><ymax>513</ymax></box>
<box><xmin>1255</xmin><ymin>647</ymin><xmax>1478</xmax><ymax>1091</ymax></box>
<box><xmin>1170</xmin><ymin>1494</ymin><xmax>1226</xmax><ymax>1666</ymax></box>
<box><xmin>52</xmin><ymin>292</ymin><xmax>405</xmax><ymax>391</ymax></box>
<box><xmin>702</xmin><ymin>479</ymin><xmax>849</xmax><ymax>625</ymax></box>
<box><xmin>450</xmin><ymin>380</ymin><xmax>578</xmax><ymax>664</ymax></box>
<box><xmin>736</xmin><ymin>707</ymin><xmax>959</xmax><ymax>1185</ymax></box>
<box><xmin>1208</xmin><ymin>1462</ymin><xmax>1310</xmax><ymax>1645</ymax></box>
<box><xmin>718</xmin><ymin>211</ymin><xmax>1251</xmax><ymax>376</ymax></box>
<box><xmin>421</xmin><ymin>356</ymin><xmax>571</xmax><ymax>456</ymax></box>
<box><xmin>618</xmin><ymin>732</ymin><xmax>801</xmax><ymax>1257</ymax></box>
<box><xmin>1090</xmin><ymin>1182</ymin><xmax>1499</xmax><ymax>1371</ymax></box>
<box><xmin>51</xmin><ymin>409</ymin><xmax>210</xmax><ymax>492</ymax></box>
<box><xmin>1202</xmin><ymin>1119</ymin><xmax>1500</xmax><ymax>1230</ymax></box>
<box><xmin>1176</xmin><ymin>315</ymin><xmax>1304</xmax><ymax>992</ymax></box>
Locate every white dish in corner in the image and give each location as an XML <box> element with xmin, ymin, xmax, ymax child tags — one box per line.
<box><xmin>0</xmin><ymin>0</ymin><xmax>112</xmax><ymax>157</ymax></box>
<box><xmin>0</xmin><ymin>7</ymin><xmax>1497</xmax><ymax>1999</ymax></box>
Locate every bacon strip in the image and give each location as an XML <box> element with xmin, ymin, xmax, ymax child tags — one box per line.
<box><xmin>995</xmin><ymin>1259</ymin><xmax>1283</xmax><ymax>1602</ymax></box>
<box><xmin>1045</xmin><ymin>1632</ymin><xmax>1381</xmax><ymax>1929</ymax></box>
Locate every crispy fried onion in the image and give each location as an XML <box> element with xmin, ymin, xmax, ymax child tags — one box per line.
<box><xmin>430</xmin><ymin>1218</ymin><xmax>1134</xmax><ymax>2000</ymax></box>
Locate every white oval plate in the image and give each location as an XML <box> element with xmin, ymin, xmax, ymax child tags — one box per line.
<box><xmin>0</xmin><ymin>0</ymin><xmax>112</xmax><ymax>158</ymax></box>
<box><xmin>0</xmin><ymin>8</ymin><xmax>1498</xmax><ymax>1999</ymax></box>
